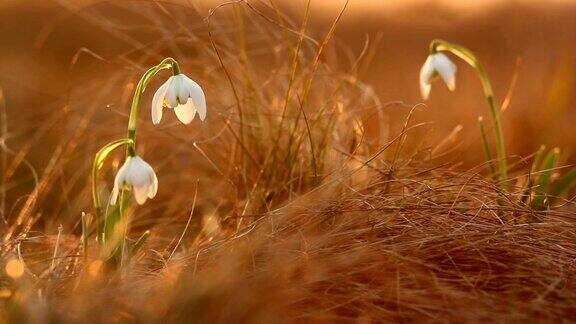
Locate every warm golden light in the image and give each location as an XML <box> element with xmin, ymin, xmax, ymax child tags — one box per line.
<box><xmin>5</xmin><ymin>259</ymin><xmax>24</xmax><ymax>279</ymax></box>
<box><xmin>88</xmin><ymin>260</ymin><xmax>103</xmax><ymax>277</ymax></box>
<box><xmin>0</xmin><ymin>0</ymin><xmax>574</xmax><ymax>322</ymax></box>
<box><xmin>0</xmin><ymin>289</ymin><xmax>12</xmax><ymax>299</ymax></box>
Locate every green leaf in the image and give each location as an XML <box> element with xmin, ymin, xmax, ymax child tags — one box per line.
<box><xmin>102</xmin><ymin>188</ymin><xmax>131</xmax><ymax>265</ymax></box>
<box><xmin>81</xmin><ymin>212</ymin><xmax>89</xmax><ymax>260</ymax></box>
<box><xmin>521</xmin><ymin>145</ymin><xmax>546</xmax><ymax>205</ymax></box>
<box><xmin>103</xmin><ymin>203</ymin><xmax>120</xmax><ymax>248</ymax></box>
<box><xmin>548</xmin><ymin>169</ymin><xmax>576</xmax><ymax>205</ymax></box>
<box><xmin>532</xmin><ymin>147</ymin><xmax>560</xmax><ymax>209</ymax></box>
<box><xmin>94</xmin><ymin>138</ymin><xmax>134</xmax><ymax>171</ymax></box>
<box><xmin>92</xmin><ymin>138</ymin><xmax>133</xmax><ymax>244</ymax></box>
<box><xmin>130</xmin><ymin>230</ymin><xmax>150</xmax><ymax>257</ymax></box>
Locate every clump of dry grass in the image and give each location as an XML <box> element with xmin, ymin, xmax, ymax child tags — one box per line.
<box><xmin>3</xmin><ymin>166</ymin><xmax>576</xmax><ymax>322</ymax></box>
<box><xmin>0</xmin><ymin>1</ymin><xmax>575</xmax><ymax>322</ymax></box>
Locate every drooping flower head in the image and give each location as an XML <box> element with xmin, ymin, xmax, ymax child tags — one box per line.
<box><xmin>419</xmin><ymin>53</ymin><xmax>457</xmax><ymax>100</ymax></box>
<box><xmin>110</xmin><ymin>156</ymin><xmax>158</xmax><ymax>205</ymax></box>
<box><xmin>152</xmin><ymin>73</ymin><xmax>206</xmax><ymax>125</ymax></box>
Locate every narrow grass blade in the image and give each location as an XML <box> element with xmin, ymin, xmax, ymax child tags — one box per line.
<box><xmin>531</xmin><ymin>147</ymin><xmax>560</xmax><ymax>209</ymax></box>
<box><xmin>548</xmin><ymin>169</ymin><xmax>576</xmax><ymax>205</ymax></box>
<box><xmin>478</xmin><ymin>116</ymin><xmax>497</xmax><ymax>179</ymax></box>
<box><xmin>130</xmin><ymin>230</ymin><xmax>150</xmax><ymax>258</ymax></box>
<box><xmin>81</xmin><ymin>212</ymin><xmax>88</xmax><ymax>260</ymax></box>
<box><xmin>521</xmin><ymin>145</ymin><xmax>546</xmax><ymax>205</ymax></box>
<box><xmin>92</xmin><ymin>138</ymin><xmax>133</xmax><ymax>240</ymax></box>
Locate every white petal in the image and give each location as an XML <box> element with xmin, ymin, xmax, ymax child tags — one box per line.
<box><xmin>165</xmin><ymin>76</ymin><xmax>179</xmax><ymax>108</ymax></box>
<box><xmin>122</xmin><ymin>156</ymin><xmax>157</xmax><ymax>204</ymax></box>
<box><xmin>110</xmin><ymin>158</ymin><xmax>132</xmax><ymax>205</ymax></box>
<box><xmin>433</xmin><ymin>53</ymin><xmax>457</xmax><ymax>91</ymax></box>
<box><xmin>148</xmin><ymin>171</ymin><xmax>158</xmax><ymax>199</ymax></box>
<box><xmin>126</xmin><ymin>157</ymin><xmax>150</xmax><ymax>187</ymax></box>
<box><xmin>114</xmin><ymin>160</ymin><xmax>130</xmax><ymax>187</ymax></box>
<box><xmin>132</xmin><ymin>185</ymin><xmax>149</xmax><ymax>205</ymax></box>
<box><xmin>152</xmin><ymin>79</ymin><xmax>170</xmax><ymax>124</ymax></box>
<box><xmin>138</xmin><ymin>157</ymin><xmax>158</xmax><ymax>198</ymax></box>
<box><xmin>123</xmin><ymin>159</ymin><xmax>139</xmax><ymax>187</ymax></box>
<box><xmin>419</xmin><ymin>55</ymin><xmax>435</xmax><ymax>100</ymax></box>
<box><xmin>174</xmin><ymin>99</ymin><xmax>197</xmax><ymax>125</ymax></box>
<box><xmin>174</xmin><ymin>75</ymin><xmax>189</xmax><ymax>105</ymax></box>
<box><xmin>110</xmin><ymin>187</ymin><xmax>119</xmax><ymax>205</ymax></box>
<box><xmin>420</xmin><ymin>82</ymin><xmax>431</xmax><ymax>101</ymax></box>
<box><xmin>110</xmin><ymin>156</ymin><xmax>157</xmax><ymax>205</ymax></box>
<box><xmin>186</xmin><ymin>77</ymin><xmax>206</xmax><ymax>121</ymax></box>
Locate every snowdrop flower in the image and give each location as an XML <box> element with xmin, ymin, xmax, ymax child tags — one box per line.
<box><xmin>110</xmin><ymin>156</ymin><xmax>158</xmax><ymax>205</ymax></box>
<box><xmin>152</xmin><ymin>74</ymin><xmax>206</xmax><ymax>125</ymax></box>
<box><xmin>419</xmin><ymin>53</ymin><xmax>457</xmax><ymax>100</ymax></box>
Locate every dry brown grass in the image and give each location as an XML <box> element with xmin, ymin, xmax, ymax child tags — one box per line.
<box><xmin>0</xmin><ymin>1</ymin><xmax>576</xmax><ymax>323</ymax></box>
<box><xmin>4</xmin><ymin>167</ymin><xmax>576</xmax><ymax>322</ymax></box>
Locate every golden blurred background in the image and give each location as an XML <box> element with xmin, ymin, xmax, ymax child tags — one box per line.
<box><xmin>1</xmin><ymin>0</ymin><xmax>576</xmax><ymax>226</ymax></box>
<box><xmin>1</xmin><ymin>3</ymin><xmax>576</xmax><ymax>321</ymax></box>
<box><xmin>1</xmin><ymin>0</ymin><xmax>575</xmax><ymax>164</ymax></box>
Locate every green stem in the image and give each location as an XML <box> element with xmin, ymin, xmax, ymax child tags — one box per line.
<box><xmin>521</xmin><ymin>145</ymin><xmax>546</xmax><ymax>205</ymax></box>
<box><xmin>126</xmin><ymin>58</ymin><xmax>180</xmax><ymax>155</ymax></box>
<box><xmin>92</xmin><ymin>138</ymin><xmax>134</xmax><ymax>242</ymax></box>
<box><xmin>92</xmin><ymin>174</ymin><xmax>103</xmax><ymax>239</ymax></box>
<box><xmin>118</xmin><ymin>58</ymin><xmax>180</xmax><ymax>260</ymax></box>
<box><xmin>478</xmin><ymin>116</ymin><xmax>497</xmax><ymax>179</ymax></box>
<box><xmin>431</xmin><ymin>39</ymin><xmax>508</xmax><ymax>185</ymax></box>
<box><xmin>92</xmin><ymin>58</ymin><xmax>180</xmax><ymax>253</ymax></box>
<box><xmin>81</xmin><ymin>212</ymin><xmax>88</xmax><ymax>260</ymax></box>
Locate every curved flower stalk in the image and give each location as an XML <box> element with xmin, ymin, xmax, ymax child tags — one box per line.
<box><xmin>422</xmin><ymin>39</ymin><xmax>508</xmax><ymax>185</ymax></box>
<box><xmin>91</xmin><ymin>138</ymin><xmax>134</xmax><ymax>241</ymax></box>
<box><xmin>126</xmin><ymin>58</ymin><xmax>181</xmax><ymax>155</ymax></box>
<box><xmin>110</xmin><ymin>156</ymin><xmax>158</xmax><ymax>206</ymax></box>
<box><xmin>152</xmin><ymin>74</ymin><xmax>206</xmax><ymax>125</ymax></box>
<box><xmin>90</xmin><ymin>57</ymin><xmax>204</xmax><ymax>266</ymax></box>
<box><xmin>419</xmin><ymin>53</ymin><xmax>457</xmax><ymax>100</ymax></box>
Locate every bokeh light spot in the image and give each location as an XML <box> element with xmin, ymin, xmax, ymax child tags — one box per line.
<box><xmin>5</xmin><ymin>259</ymin><xmax>24</xmax><ymax>279</ymax></box>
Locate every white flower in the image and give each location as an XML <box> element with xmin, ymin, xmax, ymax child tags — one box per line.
<box><xmin>419</xmin><ymin>53</ymin><xmax>457</xmax><ymax>100</ymax></box>
<box><xmin>110</xmin><ymin>156</ymin><xmax>158</xmax><ymax>205</ymax></box>
<box><xmin>152</xmin><ymin>73</ymin><xmax>207</xmax><ymax>125</ymax></box>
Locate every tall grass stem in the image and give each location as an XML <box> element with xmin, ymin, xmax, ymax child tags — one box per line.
<box><xmin>431</xmin><ymin>39</ymin><xmax>508</xmax><ymax>185</ymax></box>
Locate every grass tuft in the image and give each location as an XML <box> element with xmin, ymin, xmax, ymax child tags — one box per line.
<box><xmin>0</xmin><ymin>1</ymin><xmax>575</xmax><ymax>322</ymax></box>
